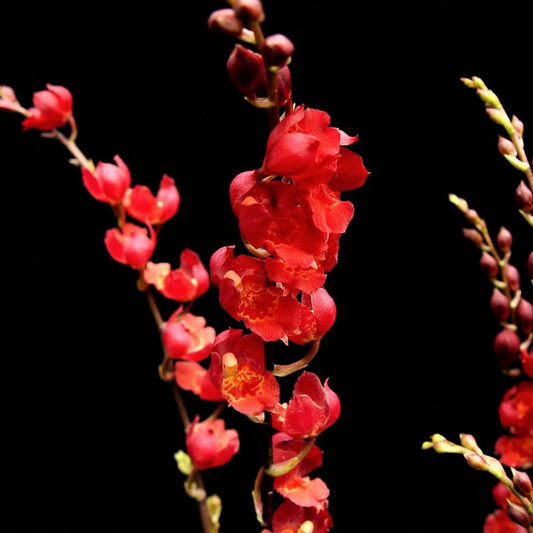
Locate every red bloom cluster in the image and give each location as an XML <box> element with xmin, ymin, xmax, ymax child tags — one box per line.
<box><xmin>21</xmin><ymin>84</ymin><xmax>73</xmax><ymax>132</ymax></box>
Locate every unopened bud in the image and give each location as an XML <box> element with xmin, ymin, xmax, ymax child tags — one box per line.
<box><xmin>208</xmin><ymin>9</ymin><xmax>244</xmax><ymax>37</ymax></box>
<box><xmin>515</xmin><ymin>181</ymin><xmax>533</xmax><ymax>213</ymax></box>
<box><xmin>449</xmin><ymin>193</ymin><xmax>469</xmax><ymax>212</ymax></box>
<box><xmin>493</xmin><ymin>328</ymin><xmax>520</xmax><ymax>367</ymax></box>
<box><xmin>477</xmin><ymin>89</ymin><xmax>501</xmax><ymax>108</ymax></box>
<box><xmin>486</xmin><ymin>108</ymin><xmax>508</xmax><ymax>127</ymax></box>
<box><xmin>464</xmin><ymin>453</ymin><xmax>488</xmax><ymax>471</ymax></box>
<box><xmin>497</xmin><ymin>227</ymin><xmax>513</xmax><ymax>253</ymax></box>
<box><xmin>276</xmin><ymin>65</ymin><xmax>292</xmax><ymax>106</ymax></box>
<box><xmin>517</xmin><ymin>299</ymin><xmax>533</xmax><ymax>335</ymax></box>
<box><xmin>498</xmin><ymin>136</ymin><xmax>517</xmax><ymax>157</ymax></box>
<box><xmin>505</xmin><ymin>264</ymin><xmax>520</xmax><ymax>291</ymax></box>
<box><xmin>459</xmin><ymin>433</ymin><xmax>482</xmax><ymax>454</ymax></box>
<box><xmin>528</xmin><ymin>252</ymin><xmax>533</xmax><ymax>279</ymax></box>
<box><xmin>259</xmin><ymin>34</ymin><xmax>295</xmax><ymax>68</ymax></box>
<box><xmin>462</xmin><ymin>228</ymin><xmax>483</xmax><ymax>247</ymax></box>
<box><xmin>465</xmin><ymin>209</ymin><xmax>481</xmax><ymax>225</ymax></box>
<box><xmin>490</xmin><ymin>288</ymin><xmax>510</xmax><ymax>320</ymax></box>
<box><xmin>506</xmin><ymin>500</ymin><xmax>531</xmax><ymax>528</ymax></box>
<box><xmin>227</xmin><ymin>44</ymin><xmax>265</xmax><ymax>94</ymax></box>
<box><xmin>233</xmin><ymin>0</ymin><xmax>265</xmax><ymax>22</ymax></box>
<box><xmin>480</xmin><ymin>252</ymin><xmax>499</xmax><ymax>278</ymax></box>
<box><xmin>512</xmin><ymin>468</ymin><xmax>533</xmax><ymax>498</ymax></box>
<box><xmin>471</xmin><ymin>76</ymin><xmax>488</xmax><ymax>90</ymax></box>
<box><xmin>511</xmin><ymin>115</ymin><xmax>524</xmax><ymax>138</ymax></box>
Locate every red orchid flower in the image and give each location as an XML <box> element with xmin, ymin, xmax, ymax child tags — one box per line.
<box><xmin>144</xmin><ymin>249</ymin><xmax>210</xmax><ymax>302</ymax></box>
<box><xmin>104</xmin><ymin>222</ymin><xmax>156</xmax><ymax>269</ymax></box>
<box><xmin>272</xmin><ymin>433</ymin><xmax>330</xmax><ymax>510</ymax></box>
<box><xmin>186</xmin><ymin>415</ymin><xmax>239</xmax><ymax>471</ymax></box>
<box><xmin>210</xmin><ymin>246</ymin><xmax>303</xmax><ymax>342</ymax></box>
<box><xmin>21</xmin><ymin>84</ymin><xmax>73</xmax><ymax>131</ymax></box>
<box><xmin>272</xmin><ymin>372</ymin><xmax>340</xmax><ymax>439</ymax></box>
<box><xmin>261</xmin><ymin>499</ymin><xmax>333</xmax><ymax>533</ymax></box>
<box><xmin>162</xmin><ymin>307</ymin><xmax>216</xmax><ymax>361</ymax></box>
<box><xmin>209</xmin><ymin>328</ymin><xmax>279</xmax><ymax>416</ymax></box>
<box><xmin>123</xmin><ymin>174</ymin><xmax>180</xmax><ymax>225</ymax></box>
<box><xmin>81</xmin><ymin>155</ymin><xmax>131</xmax><ymax>205</ymax></box>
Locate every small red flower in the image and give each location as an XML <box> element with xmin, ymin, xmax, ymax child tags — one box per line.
<box><xmin>272</xmin><ymin>433</ymin><xmax>330</xmax><ymax>510</ymax></box>
<box><xmin>21</xmin><ymin>84</ymin><xmax>73</xmax><ymax>131</ymax></box>
<box><xmin>162</xmin><ymin>307</ymin><xmax>216</xmax><ymax>361</ymax></box>
<box><xmin>123</xmin><ymin>174</ymin><xmax>180</xmax><ymax>225</ymax></box>
<box><xmin>261</xmin><ymin>499</ymin><xmax>333</xmax><ymax>533</ymax></box>
<box><xmin>272</xmin><ymin>372</ymin><xmax>340</xmax><ymax>439</ymax></box>
<box><xmin>483</xmin><ymin>508</ymin><xmax>526</xmax><ymax>533</ymax></box>
<box><xmin>144</xmin><ymin>249</ymin><xmax>210</xmax><ymax>302</ymax></box>
<box><xmin>209</xmin><ymin>328</ymin><xmax>279</xmax><ymax>416</ymax></box>
<box><xmin>499</xmin><ymin>381</ymin><xmax>533</xmax><ymax>434</ymax></box>
<box><xmin>174</xmin><ymin>361</ymin><xmax>224</xmax><ymax>402</ymax></box>
<box><xmin>494</xmin><ymin>433</ymin><xmax>533</xmax><ymax>469</ymax></box>
<box><xmin>81</xmin><ymin>155</ymin><xmax>131</xmax><ymax>205</ymax></box>
<box><xmin>186</xmin><ymin>415</ymin><xmax>239</xmax><ymax>471</ymax></box>
<box><xmin>104</xmin><ymin>222</ymin><xmax>156</xmax><ymax>269</ymax></box>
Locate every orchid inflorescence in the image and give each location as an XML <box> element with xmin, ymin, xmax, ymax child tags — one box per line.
<box><xmin>0</xmin><ymin>1</ymin><xmax>368</xmax><ymax>532</ymax></box>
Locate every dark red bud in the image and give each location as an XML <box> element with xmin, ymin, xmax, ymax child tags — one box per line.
<box><xmin>517</xmin><ymin>298</ymin><xmax>533</xmax><ymax>335</ymax></box>
<box><xmin>515</xmin><ymin>181</ymin><xmax>533</xmax><ymax>213</ymax></box>
<box><xmin>259</xmin><ymin>34</ymin><xmax>295</xmax><ymax>68</ymax></box>
<box><xmin>497</xmin><ymin>227</ymin><xmax>513</xmax><ymax>253</ymax></box>
<box><xmin>208</xmin><ymin>9</ymin><xmax>244</xmax><ymax>37</ymax></box>
<box><xmin>480</xmin><ymin>252</ymin><xmax>499</xmax><ymax>278</ymax></box>
<box><xmin>462</xmin><ymin>228</ymin><xmax>483</xmax><ymax>247</ymax></box>
<box><xmin>512</xmin><ymin>468</ymin><xmax>533</xmax><ymax>498</ymax></box>
<box><xmin>233</xmin><ymin>0</ymin><xmax>265</xmax><ymax>22</ymax></box>
<box><xmin>490</xmin><ymin>288</ymin><xmax>510</xmax><ymax>320</ymax></box>
<box><xmin>506</xmin><ymin>500</ymin><xmax>531</xmax><ymax>529</ymax></box>
<box><xmin>226</xmin><ymin>44</ymin><xmax>266</xmax><ymax>94</ymax></box>
<box><xmin>493</xmin><ymin>329</ymin><xmax>520</xmax><ymax>367</ymax></box>
<box><xmin>529</xmin><ymin>252</ymin><xmax>533</xmax><ymax>279</ymax></box>
<box><xmin>276</xmin><ymin>66</ymin><xmax>292</xmax><ymax>106</ymax></box>
<box><xmin>505</xmin><ymin>264</ymin><xmax>520</xmax><ymax>291</ymax></box>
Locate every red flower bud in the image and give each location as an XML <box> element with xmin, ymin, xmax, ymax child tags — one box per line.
<box><xmin>22</xmin><ymin>84</ymin><xmax>73</xmax><ymax>131</ymax></box>
<box><xmin>462</xmin><ymin>228</ymin><xmax>483</xmax><ymax>247</ymax></box>
<box><xmin>515</xmin><ymin>181</ymin><xmax>533</xmax><ymax>213</ymax></box>
<box><xmin>490</xmin><ymin>288</ymin><xmax>510</xmax><ymax>320</ymax></box>
<box><xmin>528</xmin><ymin>252</ymin><xmax>533</xmax><ymax>279</ymax></box>
<box><xmin>233</xmin><ymin>0</ymin><xmax>264</xmax><ymax>22</ymax></box>
<box><xmin>259</xmin><ymin>34</ymin><xmax>295</xmax><ymax>68</ymax></box>
<box><xmin>497</xmin><ymin>227</ymin><xmax>513</xmax><ymax>253</ymax></box>
<box><xmin>497</xmin><ymin>136</ymin><xmax>517</xmax><ymax>157</ymax></box>
<box><xmin>208</xmin><ymin>9</ymin><xmax>243</xmax><ymax>37</ymax></box>
<box><xmin>506</xmin><ymin>500</ymin><xmax>531</xmax><ymax>529</ymax></box>
<box><xmin>493</xmin><ymin>329</ymin><xmax>520</xmax><ymax>368</ymax></box>
<box><xmin>480</xmin><ymin>251</ymin><xmax>499</xmax><ymax>278</ymax></box>
<box><xmin>517</xmin><ymin>298</ymin><xmax>533</xmax><ymax>335</ymax></box>
<box><xmin>226</xmin><ymin>44</ymin><xmax>266</xmax><ymax>95</ymax></box>
<box><xmin>512</xmin><ymin>468</ymin><xmax>533</xmax><ymax>498</ymax></box>
<box><xmin>82</xmin><ymin>155</ymin><xmax>131</xmax><ymax>205</ymax></box>
<box><xmin>505</xmin><ymin>264</ymin><xmax>520</xmax><ymax>291</ymax></box>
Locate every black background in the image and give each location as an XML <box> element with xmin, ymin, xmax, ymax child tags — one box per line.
<box><xmin>1</xmin><ymin>2</ymin><xmax>532</xmax><ymax>532</ymax></box>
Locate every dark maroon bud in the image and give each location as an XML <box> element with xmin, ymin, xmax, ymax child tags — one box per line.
<box><xmin>512</xmin><ymin>468</ymin><xmax>533</xmax><ymax>498</ymax></box>
<box><xmin>517</xmin><ymin>298</ymin><xmax>533</xmax><ymax>334</ymax></box>
<box><xmin>480</xmin><ymin>251</ymin><xmax>499</xmax><ymax>278</ymax></box>
<box><xmin>462</xmin><ymin>228</ymin><xmax>483</xmax><ymax>247</ymax></box>
<box><xmin>227</xmin><ymin>44</ymin><xmax>265</xmax><ymax>94</ymax></box>
<box><xmin>493</xmin><ymin>328</ymin><xmax>520</xmax><ymax>367</ymax></box>
<box><xmin>490</xmin><ymin>288</ymin><xmax>510</xmax><ymax>320</ymax></box>
<box><xmin>505</xmin><ymin>264</ymin><xmax>520</xmax><ymax>291</ymax></box>
<box><xmin>208</xmin><ymin>9</ymin><xmax>244</xmax><ymax>37</ymax></box>
<box><xmin>497</xmin><ymin>227</ymin><xmax>513</xmax><ymax>253</ymax></box>
<box><xmin>506</xmin><ymin>500</ymin><xmax>531</xmax><ymax>529</ymax></box>
<box><xmin>529</xmin><ymin>251</ymin><xmax>533</xmax><ymax>279</ymax></box>
<box><xmin>276</xmin><ymin>66</ymin><xmax>292</xmax><ymax>106</ymax></box>
<box><xmin>515</xmin><ymin>181</ymin><xmax>533</xmax><ymax>213</ymax></box>
<box><xmin>259</xmin><ymin>34</ymin><xmax>295</xmax><ymax>68</ymax></box>
<box><xmin>233</xmin><ymin>0</ymin><xmax>265</xmax><ymax>22</ymax></box>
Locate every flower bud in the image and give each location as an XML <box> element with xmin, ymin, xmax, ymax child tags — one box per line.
<box><xmin>498</xmin><ymin>136</ymin><xmax>517</xmax><ymax>157</ymax></box>
<box><xmin>497</xmin><ymin>227</ymin><xmax>513</xmax><ymax>253</ymax></box>
<box><xmin>276</xmin><ymin>65</ymin><xmax>292</xmax><ymax>106</ymax></box>
<box><xmin>464</xmin><ymin>453</ymin><xmax>488</xmax><ymax>471</ymax></box>
<box><xmin>459</xmin><ymin>433</ymin><xmax>482</xmax><ymax>454</ymax></box>
<box><xmin>493</xmin><ymin>328</ymin><xmax>520</xmax><ymax>367</ymax></box>
<box><xmin>512</xmin><ymin>115</ymin><xmax>524</xmax><ymax>138</ymax></box>
<box><xmin>512</xmin><ymin>468</ymin><xmax>533</xmax><ymax>498</ymax></box>
<box><xmin>462</xmin><ymin>228</ymin><xmax>483</xmax><ymax>247</ymax></box>
<box><xmin>464</xmin><ymin>209</ymin><xmax>481</xmax><ymax>225</ymax></box>
<box><xmin>259</xmin><ymin>34</ymin><xmax>295</xmax><ymax>68</ymax></box>
<box><xmin>517</xmin><ymin>298</ymin><xmax>533</xmax><ymax>335</ymax></box>
<box><xmin>208</xmin><ymin>9</ymin><xmax>244</xmax><ymax>37</ymax></box>
<box><xmin>528</xmin><ymin>252</ymin><xmax>533</xmax><ymax>279</ymax></box>
<box><xmin>506</xmin><ymin>500</ymin><xmax>531</xmax><ymax>529</ymax></box>
<box><xmin>480</xmin><ymin>252</ymin><xmax>499</xmax><ymax>278</ymax></box>
<box><xmin>226</xmin><ymin>44</ymin><xmax>265</xmax><ymax>94</ymax></box>
<box><xmin>233</xmin><ymin>0</ymin><xmax>265</xmax><ymax>22</ymax></box>
<box><xmin>505</xmin><ymin>264</ymin><xmax>520</xmax><ymax>291</ymax></box>
<box><xmin>515</xmin><ymin>181</ymin><xmax>533</xmax><ymax>213</ymax></box>
<box><xmin>490</xmin><ymin>288</ymin><xmax>510</xmax><ymax>320</ymax></box>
